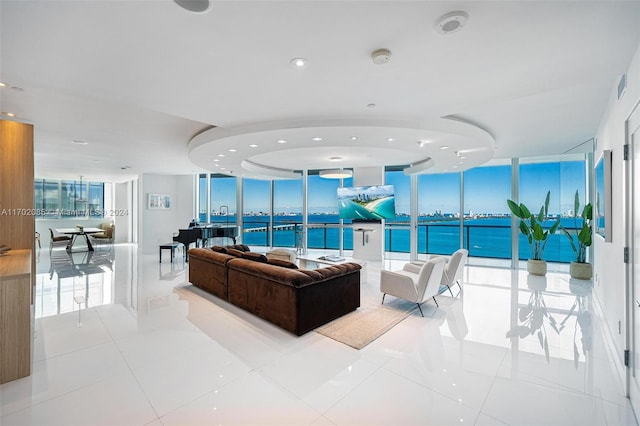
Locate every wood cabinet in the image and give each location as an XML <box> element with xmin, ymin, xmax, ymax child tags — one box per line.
<box><xmin>0</xmin><ymin>250</ymin><xmax>32</xmax><ymax>383</ymax></box>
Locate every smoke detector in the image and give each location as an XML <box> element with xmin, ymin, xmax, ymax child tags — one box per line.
<box><xmin>435</xmin><ymin>11</ymin><xmax>469</xmax><ymax>35</ymax></box>
<box><xmin>371</xmin><ymin>48</ymin><xmax>392</xmax><ymax>65</ymax></box>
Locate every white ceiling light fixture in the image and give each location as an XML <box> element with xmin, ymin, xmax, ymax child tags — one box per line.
<box><xmin>174</xmin><ymin>0</ymin><xmax>212</xmax><ymax>14</ymax></box>
<box><xmin>416</xmin><ymin>140</ymin><xmax>429</xmax><ymax>147</ymax></box>
<box><xmin>290</xmin><ymin>58</ymin><xmax>307</xmax><ymax>69</ymax></box>
<box><xmin>350</xmin><ymin>136</ymin><xmax>358</xmax><ymax>141</ymax></box>
<box><xmin>329</xmin><ymin>156</ymin><xmax>343</xmax><ymax>162</ymax></box>
<box><xmin>72</xmin><ymin>140</ymin><xmax>88</xmax><ymax>145</ymax></box>
<box><xmin>228</xmin><ymin>148</ymin><xmax>237</xmax><ymax>152</ymax></box>
<box><xmin>319</xmin><ymin>168</ymin><xmax>353</xmax><ymax>179</ymax></box>
<box><xmin>311</xmin><ymin>137</ymin><xmax>323</xmax><ymax>141</ymax></box>
<box><xmin>249</xmin><ymin>144</ymin><xmax>258</xmax><ymax>148</ymax></box>
<box><xmin>276</xmin><ymin>139</ymin><xmax>287</xmax><ymax>144</ymax></box>
<box><xmin>436</xmin><ymin>11</ymin><xmax>469</xmax><ymax>35</ymax></box>
<box><xmin>371</xmin><ymin>48</ymin><xmax>392</xmax><ymax>65</ymax></box>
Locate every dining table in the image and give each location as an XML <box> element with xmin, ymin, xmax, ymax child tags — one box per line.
<box><xmin>55</xmin><ymin>227</ymin><xmax>103</xmax><ymax>252</ymax></box>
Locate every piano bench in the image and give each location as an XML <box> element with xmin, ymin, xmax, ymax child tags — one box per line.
<box><xmin>159</xmin><ymin>242</ymin><xmax>185</xmax><ymax>263</ymax></box>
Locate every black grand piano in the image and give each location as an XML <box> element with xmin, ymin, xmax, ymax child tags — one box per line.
<box><xmin>173</xmin><ymin>224</ymin><xmax>238</xmax><ymax>259</ymax></box>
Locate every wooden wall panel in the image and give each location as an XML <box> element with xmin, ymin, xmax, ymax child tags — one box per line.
<box><xmin>0</xmin><ymin>120</ymin><xmax>35</xmax><ymax>251</ymax></box>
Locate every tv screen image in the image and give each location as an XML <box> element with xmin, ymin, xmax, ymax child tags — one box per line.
<box><xmin>337</xmin><ymin>185</ymin><xmax>396</xmax><ymax>220</ymax></box>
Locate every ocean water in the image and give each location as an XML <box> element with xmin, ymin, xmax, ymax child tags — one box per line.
<box><xmin>203</xmin><ymin>214</ymin><xmax>581</xmax><ymax>263</ymax></box>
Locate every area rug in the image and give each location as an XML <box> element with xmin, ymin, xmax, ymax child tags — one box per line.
<box><xmin>316</xmin><ymin>299</ymin><xmax>417</xmax><ymax>350</ymax></box>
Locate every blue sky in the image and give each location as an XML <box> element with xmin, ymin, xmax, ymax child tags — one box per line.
<box><xmin>203</xmin><ymin>161</ymin><xmax>586</xmax><ymax>216</ymax></box>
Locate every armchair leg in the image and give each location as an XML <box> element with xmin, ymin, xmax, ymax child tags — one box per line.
<box><xmin>432</xmin><ymin>296</ymin><xmax>439</xmax><ymax>307</ymax></box>
<box><xmin>416</xmin><ymin>303</ymin><xmax>424</xmax><ymax>317</ymax></box>
<box><xmin>381</xmin><ymin>293</ymin><xmax>386</xmax><ymax>305</ymax></box>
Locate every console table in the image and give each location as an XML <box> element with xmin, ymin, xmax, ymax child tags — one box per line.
<box><xmin>0</xmin><ymin>249</ymin><xmax>32</xmax><ymax>384</ymax></box>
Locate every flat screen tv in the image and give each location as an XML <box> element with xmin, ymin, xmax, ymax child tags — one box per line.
<box><xmin>337</xmin><ymin>185</ymin><xmax>396</xmax><ymax>220</ymax></box>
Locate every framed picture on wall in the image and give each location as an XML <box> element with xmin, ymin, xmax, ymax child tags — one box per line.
<box><xmin>148</xmin><ymin>193</ymin><xmax>171</xmax><ymax>210</ymax></box>
<box><xmin>594</xmin><ymin>150</ymin><xmax>612</xmax><ymax>242</ymax></box>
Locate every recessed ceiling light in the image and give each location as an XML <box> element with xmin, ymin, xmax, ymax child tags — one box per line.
<box><xmin>350</xmin><ymin>136</ymin><xmax>358</xmax><ymax>141</ymax></box>
<box><xmin>228</xmin><ymin>148</ymin><xmax>237</xmax><ymax>152</ymax></box>
<box><xmin>249</xmin><ymin>144</ymin><xmax>258</xmax><ymax>148</ymax></box>
<box><xmin>452</xmin><ymin>165</ymin><xmax>459</xmax><ymax>169</ymax></box>
<box><xmin>436</xmin><ymin>11</ymin><xmax>469</xmax><ymax>35</ymax></box>
<box><xmin>276</xmin><ymin>139</ymin><xmax>287</xmax><ymax>144</ymax></box>
<box><xmin>417</xmin><ymin>139</ymin><xmax>429</xmax><ymax>147</ymax></box>
<box><xmin>220</xmin><ymin>167</ymin><xmax>226</xmax><ymax>170</ymax></box>
<box><xmin>329</xmin><ymin>156</ymin><xmax>343</xmax><ymax>162</ymax></box>
<box><xmin>311</xmin><ymin>137</ymin><xmax>323</xmax><ymax>141</ymax></box>
<box><xmin>213</xmin><ymin>159</ymin><xmax>220</xmax><ymax>162</ymax></box>
<box><xmin>386</xmin><ymin>138</ymin><xmax>395</xmax><ymax>142</ymax></box>
<box><xmin>217</xmin><ymin>154</ymin><xmax>225</xmax><ymax>157</ymax></box>
<box><xmin>458</xmin><ymin>161</ymin><xmax>464</xmax><ymax>164</ymax></box>
<box><xmin>0</xmin><ymin>82</ymin><xmax>6</xmax><ymax>87</ymax></box>
<box><xmin>1</xmin><ymin>112</ymin><xmax>16</xmax><ymax>117</ymax></box>
<box><xmin>440</xmin><ymin>146</ymin><xmax>449</xmax><ymax>150</ymax></box>
<box><xmin>72</xmin><ymin>140</ymin><xmax>88</xmax><ymax>145</ymax></box>
<box><xmin>290</xmin><ymin>58</ymin><xmax>307</xmax><ymax>68</ymax></box>
<box><xmin>367</xmin><ymin>103</ymin><xmax>376</xmax><ymax>108</ymax></box>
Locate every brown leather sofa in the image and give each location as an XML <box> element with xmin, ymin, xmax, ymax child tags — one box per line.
<box><xmin>188</xmin><ymin>247</ymin><xmax>361</xmax><ymax>335</ymax></box>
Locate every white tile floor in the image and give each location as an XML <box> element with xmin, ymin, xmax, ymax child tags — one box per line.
<box><xmin>1</xmin><ymin>244</ymin><xmax>637</xmax><ymax>425</ymax></box>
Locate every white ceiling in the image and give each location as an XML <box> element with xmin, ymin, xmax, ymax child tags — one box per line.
<box><xmin>1</xmin><ymin>0</ymin><xmax>639</xmax><ymax>182</ymax></box>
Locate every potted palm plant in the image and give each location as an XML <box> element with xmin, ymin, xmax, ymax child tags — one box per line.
<box><xmin>562</xmin><ymin>190</ymin><xmax>593</xmax><ymax>280</ymax></box>
<box><xmin>507</xmin><ymin>191</ymin><xmax>561</xmax><ymax>276</ymax></box>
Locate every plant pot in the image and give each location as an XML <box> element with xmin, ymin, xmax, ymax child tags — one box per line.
<box><xmin>527</xmin><ymin>259</ymin><xmax>547</xmax><ymax>276</ymax></box>
<box><xmin>570</xmin><ymin>262</ymin><xmax>592</xmax><ymax>280</ymax></box>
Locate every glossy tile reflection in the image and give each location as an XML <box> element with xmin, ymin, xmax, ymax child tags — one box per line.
<box><xmin>0</xmin><ymin>245</ymin><xmax>636</xmax><ymax>425</ymax></box>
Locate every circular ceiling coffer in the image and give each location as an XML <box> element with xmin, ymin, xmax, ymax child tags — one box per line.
<box><xmin>371</xmin><ymin>48</ymin><xmax>392</xmax><ymax>65</ymax></box>
<box><xmin>435</xmin><ymin>11</ymin><xmax>469</xmax><ymax>35</ymax></box>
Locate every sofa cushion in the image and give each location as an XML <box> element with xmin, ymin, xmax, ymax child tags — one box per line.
<box><xmin>211</xmin><ymin>245</ymin><xmax>227</xmax><ymax>253</ymax></box>
<box><xmin>227</xmin><ymin>258</ymin><xmax>313</xmax><ymax>287</ymax></box>
<box><xmin>226</xmin><ymin>248</ymin><xmax>245</xmax><ymax>258</ymax></box>
<box><xmin>267</xmin><ymin>258</ymin><xmax>299</xmax><ymax>269</ymax></box>
<box><xmin>226</xmin><ymin>244</ymin><xmax>250</xmax><ymax>252</ymax></box>
<box><xmin>242</xmin><ymin>252</ymin><xmax>268</xmax><ymax>263</ymax></box>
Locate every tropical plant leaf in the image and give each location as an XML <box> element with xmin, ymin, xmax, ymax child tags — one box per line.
<box><xmin>519</xmin><ymin>221</ymin><xmax>529</xmax><ymax>237</ymax></box>
<box><xmin>519</xmin><ymin>306</ymin><xmax>532</xmax><ymax>322</ymax></box>
<box><xmin>544</xmin><ymin>190</ymin><xmax>551</xmax><ymax>217</ymax></box>
<box><xmin>520</xmin><ymin>203</ymin><xmax>531</xmax><ymax>218</ymax></box>
<box><xmin>537</xmin><ymin>205</ymin><xmax>545</xmax><ymax>222</ymax></box>
<box><xmin>507</xmin><ymin>199</ymin><xmax>523</xmax><ymax>218</ymax></box>
<box><xmin>574</xmin><ymin>190</ymin><xmax>580</xmax><ymax>218</ymax></box>
<box><xmin>549</xmin><ymin>219</ymin><xmax>560</xmax><ymax>234</ymax></box>
<box><xmin>533</xmin><ymin>223</ymin><xmax>544</xmax><ymax>240</ymax></box>
<box><xmin>506</xmin><ymin>326</ymin><xmax>530</xmax><ymax>338</ymax></box>
<box><xmin>583</xmin><ymin>203</ymin><xmax>593</xmax><ymax>220</ymax></box>
<box><xmin>544</xmin><ymin>336</ymin><xmax>550</xmax><ymax>363</ymax></box>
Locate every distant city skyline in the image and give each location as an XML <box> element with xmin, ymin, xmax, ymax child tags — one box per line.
<box><xmin>201</xmin><ymin>161</ymin><xmax>586</xmax><ymax>217</ymax></box>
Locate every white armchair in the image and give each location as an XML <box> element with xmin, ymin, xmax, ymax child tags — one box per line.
<box><xmin>380</xmin><ymin>257</ymin><xmax>446</xmax><ymax>317</ymax></box>
<box><xmin>440</xmin><ymin>249</ymin><xmax>468</xmax><ymax>296</ymax></box>
<box><xmin>266</xmin><ymin>248</ymin><xmax>297</xmax><ymax>263</ymax></box>
<box><xmin>409</xmin><ymin>248</ymin><xmax>468</xmax><ymax>297</ymax></box>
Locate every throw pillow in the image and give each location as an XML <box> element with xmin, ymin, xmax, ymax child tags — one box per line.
<box><xmin>211</xmin><ymin>246</ymin><xmax>227</xmax><ymax>253</ymax></box>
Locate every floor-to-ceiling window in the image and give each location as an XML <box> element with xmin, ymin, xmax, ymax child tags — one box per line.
<box><xmin>242</xmin><ymin>178</ymin><xmax>271</xmax><ymax>247</ymax></box>
<box><xmin>463</xmin><ymin>161</ymin><xmax>512</xmax><ymax>259</ymax></box>
<box><xmin>519</xmin><ymin>156</ymin><xmax>587</xmax><ymax>263</ymax></box>
<box><xmin>210</xmin><ymin>174</ymin><xmax>237</xmax><ymax>225</ymax></box>
<box><xmin>273</xmin><ymin>179</ymin><xmax>302</xmax><ymax>248</ymax></box>
<box><xmin>307</xmin><ymin>171</ymin><xmax>351</xmax><ymax>250</ymax></box>
<box><xmin>385</xmin><ymin>167</ymin><xmax>410</xmax><ymax>253</ymax></box>
<box><xmin>417</xmin><ymin>172</ymin><xmax>461</xmax><ymax>256</ymax></box>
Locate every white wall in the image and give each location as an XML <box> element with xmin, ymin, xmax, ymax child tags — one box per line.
<box><xmin>594</xmin><ymin>42</ymin><xmax>640</xmax><ymax>379</ymax></box>
<box><xmin>138</xmin><ymin>174</ymin><xmax>194</xmax><ymax>254</ymax></box>
<box><xmin>352</xmin><ymin>167</ymin><xmax>385</xmax><ymax>261</ymax></box>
